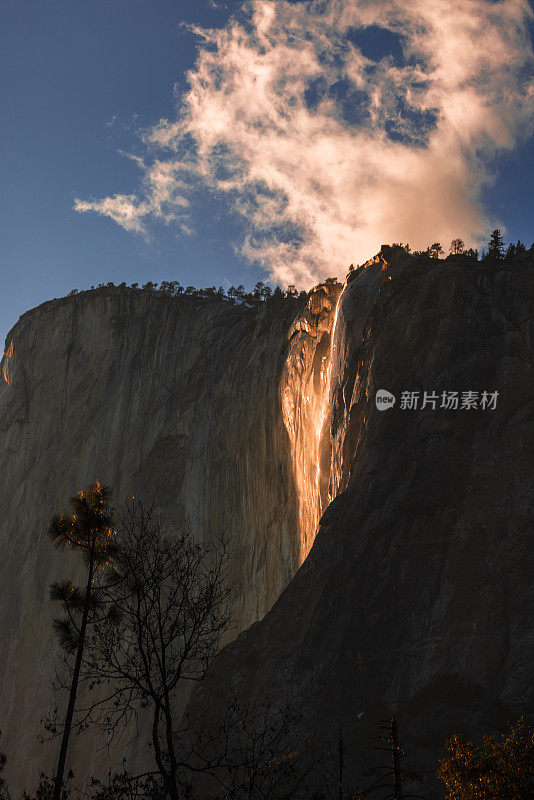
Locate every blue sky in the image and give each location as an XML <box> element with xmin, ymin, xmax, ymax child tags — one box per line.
<box><xmin>1</xmin><ymin>0</ymin><xmax>533</xmax><ymax>345</ymax></box>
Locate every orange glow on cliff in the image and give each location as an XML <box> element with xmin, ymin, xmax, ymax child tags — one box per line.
<box><xmin>2</xmin><ymin>341</ymin><xmax>13</xmax><ymax>385</ymax></box>
<box><xmin>281</xmin><ymin>284</ymin><xmax>344</xmax><ymax>564</ymax></box>
<box><xmin>313</xmin><ymin>290</ymin><xmax>342</xmax><ymax>505</ymax></box>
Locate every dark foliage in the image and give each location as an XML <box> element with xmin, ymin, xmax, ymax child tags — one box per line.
<box><xmin>66</xmin><ymin>279</ymin><xmax>311</xmax><ymax>310</ymax></box>
<box><xmin>0</xmin><ymin>732</ymin><xmax>9</xmax><ymax>800</ymax></box>
<box><xmin>88</xmin><ymin>769</ymin><xmax>165</xmax><ymax>800</ymax></box>
<box><xmin>22</xmin><ymin>772</ymin><xmax>74</xmax><ymax>800</ymax></box>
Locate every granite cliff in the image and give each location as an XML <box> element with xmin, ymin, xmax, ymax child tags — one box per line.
<box><xmin>0</xmin><ymin>283</ymin><xmax>340</xmax><ymax>790</ymax></box>
<box><xmin>1</xmin><ymin>250</ymin><xmax>533</xmax><ymax>792</ymax></box>
<box><xmin>189</xmin><ymin>250</ymin><xmax>534</xmax><ymax>785</ymax></box>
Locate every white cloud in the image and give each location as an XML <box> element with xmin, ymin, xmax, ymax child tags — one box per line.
<box><xmin>75</xmin><ymin>194</ymin><xmax>148</xmax><ymax>234</ymax></box>
<box><xmin>75</xmin><ymin>152</ymin><xmax>192</xmax><ymax>236</ymax></box>
<box><xmin>75</xmin><ymin>0</ymin><xmax>534</xmax><ymax>286</ymax></box>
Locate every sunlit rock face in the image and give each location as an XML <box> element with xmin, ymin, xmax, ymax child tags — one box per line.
<box><xmin>281</xmin><ymin>281</ymin><xmax>343</xmax><ymax>561</ymax></box>
<box><xmin>0</xmin><ymin>285</ymin><xmax>340</xmax><ymax>791</ymax></box>
<box><xmin>189</xmin><ymin>250</ymin><xmax>534</xmax><ymax>784</ymax></box>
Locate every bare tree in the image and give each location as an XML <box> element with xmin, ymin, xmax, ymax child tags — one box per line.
<box><xmin>81</xmin><ymin>500</ymin><xmax>233</xmax><ymax>800</ymax></box>
<box><xmin>362</xmin><ymin>718</ymin><xmax>432</xmax><ymax>800</ymax></box>
<box><xmin>49</xmin><ymin>500</ymin><xmax>318</xmax><ymax>800</ymax></box>
<box><xmin>184</xmin><ymin>695</ymin><xmax>319</xmax><ymax>800</ymax></box>
<box><xmin>84</xmin><ymin>695</ymin><xmax>318</xmax><ymax>800</ymax></box>
<box><xmin>320</xmin><ymin>725</ymin><xmax>372</xmax><ymax>800</ymax></box>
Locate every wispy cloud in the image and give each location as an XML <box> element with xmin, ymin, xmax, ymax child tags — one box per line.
<box><xmin>75</xmin><ymin>0</ymin><xmax>534</xmax><ymax>286</ymax></box>
<box><xmin>74</xmin><ymin>153</ymin><xmax>193</xmax><ymax>236</ymax></box>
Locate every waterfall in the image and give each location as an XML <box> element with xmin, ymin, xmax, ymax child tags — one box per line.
<box><xmin>281</xmin><ymin>281</ymin><xmax>345</xmax><ymax>563</ymax></box>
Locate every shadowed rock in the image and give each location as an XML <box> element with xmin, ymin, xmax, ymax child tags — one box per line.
<box><xmin>188</xmin><ymin>250</ymin><xmax>534</xmax><ymax>784</ymax></box>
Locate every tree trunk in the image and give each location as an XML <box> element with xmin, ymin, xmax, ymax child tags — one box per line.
<box><xmin>163</xmin><ymin>699</ymin><xmax>179</xmax><ymax>800</ymax></box>
<box><xmin>151</xmin><ymin>702</ymin><xmax>179</xmax><ymax>800</ymax></box>
<box><xmin>391</xmin><ymin>717</ymin><xmax>403</xmax><ymax>800</ymax></box>
<box><xmin>338</xmin><ymin>725</ymin><xmax>344</xmax><ymax>800</ymax></box>
<box><xmin>52</xmin><ymin>564</ymin><xmax>93</xmax><ymax>800</ymax></box>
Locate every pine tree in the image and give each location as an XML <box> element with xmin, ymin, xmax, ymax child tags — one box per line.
<box><xmin>48</xmin><ymin>482</ymin><xmax>117</xmax><ymax>800</ymax></box>
<box><xmin>506</xmin><ymin>242</ymin><xmax>517</xmax><ymax>261</ymax></box>
<box><xmin>428</xmin><ymin>243</ymin><xmax>443</xmax><ymax>259</ymax></box>
<box><xmin>449</xmin><ymin>239</ymin><xmax>465</xmax><ymax>255</ymax></box>
<box><xmin>487</xmin><ymin>229</ymin><xmax>505</xmax><ymax>261</ymax></box>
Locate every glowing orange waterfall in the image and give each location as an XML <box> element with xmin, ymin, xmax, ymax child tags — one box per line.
<box><xmin>281</xmin><ymin>282</ymin><xmax>344</xmax><ymax>563</ymax></box>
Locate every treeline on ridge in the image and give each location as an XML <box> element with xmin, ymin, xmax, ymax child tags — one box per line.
<box><xmin>65</xmin><ymin>229</ymin><xmax>533</xmax><ymax>303</ymax></box>
<box><xmin>388</xmin><ymin>228</ymin><xmax>534</xmax><ymax>263</ymax></box>
<box><xmin>67</xmin><ymin>280</ymin><xmax>310</xmax><ymax>308</ymax></box>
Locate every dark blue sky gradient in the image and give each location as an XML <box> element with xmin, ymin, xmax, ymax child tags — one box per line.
<box><xmin>1</xmin><ymin>0</ymin><xmax>533</xmax><ymax>344</ymax></box>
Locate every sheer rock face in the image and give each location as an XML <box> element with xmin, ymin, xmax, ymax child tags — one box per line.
<box><xmin>188</xmin><ymin>252</ymin><xmax>534</xmax><ymax>781</ymax></box>
<box><xmin>2</xmin><ymin>253</ymin><xmax>534</xmax><ymax>790</ymax></box>
<box><xmin>0</xmin><ymin>286</ymin><xmax>339</xmax><ymax>791</ymax></box>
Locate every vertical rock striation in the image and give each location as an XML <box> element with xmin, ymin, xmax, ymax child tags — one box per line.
<box><xmin>189</xmin><ymin>250</ymin><xmax>534</xmax><ymax>783</ymax></box>
<box><xmin>0</xmin><ymin>283</ymin><xmax>341</xmax><ymax>792</ymax></box>
<box><xmin>3</xmin><ymin>250</ymin><xmax>533</xmax><ymax>790</ymax></box>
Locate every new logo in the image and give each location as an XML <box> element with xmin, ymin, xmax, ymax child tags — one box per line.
<box><xmin>375</xmin><ymin>389</ymin><xmax>396</xmax><ymax>410</ymax></box>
